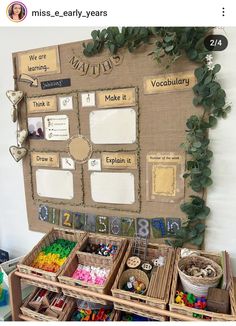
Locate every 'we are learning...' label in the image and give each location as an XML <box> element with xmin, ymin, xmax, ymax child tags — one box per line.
<box><xmin>17</xmin><ymin>46</ymin><xmax>60</xmax><ymax>76</ymax></box>
<box><xmin>143</xmin><ymin>71</ymin><xmax>195</xmax><ymax>94</ymax></box>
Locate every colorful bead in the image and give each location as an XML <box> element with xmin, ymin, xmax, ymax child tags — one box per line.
<box><xmin>72</xmin><ymin>264</ymin><xmax>110</xmax><ymax>286</ymax></box>
<box><xmin>85</xmin><ymin>243</ymin><xmax>118</xmax><ymax>257</ymax></box>
<box><xmin>71</xmin><ymin>308</ymin><xmax>112</xmax><ymax>321</ymax></box>
<box><xmin>31</xmin><ymin>239</ymin><xmax>76</xmax><ymax>273</ymax></box>
<box><xmin>123</xmin><ymin>276</ymin><xmax>146</xmax><ymax>294</ymax></box>
<box><xmin>175</xmin><ymin>291</ymin><xmax>207</xmax><ymax>311</ymax></box>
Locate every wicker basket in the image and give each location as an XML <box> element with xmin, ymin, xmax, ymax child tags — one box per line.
<box><xmin>20</xmin><ymin>288</ymin><xmax>76</xmax><ymax>321</ymax></box>
<box><xmin>77</xmin><ymin>234</ymin><xmax>125</xmax><ymax>263</ymax></box>
<box><xmin>118</xmin><ymin>269</ymin><xmax>149</xmax><ymax>295</ymax></box>
<box><xmin>59</xmin><ymin>238</ymin><xmax>128</xmax><ymax>305</ymax></box>
<box><xmin>112</xmin><ymin>241</ymin><xmax>175</xmax><ymax>321</ymax></box>
<box><xmin>169</xmin><ymin>248</ymin><xmax>236</xmax><ymax>321</ymax></box>
<box><xmin>18</xmin><ymin>228</ymin><xmax>85</xmax><ymax>292</ymax></box>
<box><xmin>178</xmin><ymin>255</ymin><xmax>223</xmax><ymax>297</ymax></box>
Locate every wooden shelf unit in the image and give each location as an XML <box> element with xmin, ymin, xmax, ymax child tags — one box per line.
<box><xmin>9</xmin><ymin>270</ymin><xmax>201</xmax><ymax>322</ymax></box>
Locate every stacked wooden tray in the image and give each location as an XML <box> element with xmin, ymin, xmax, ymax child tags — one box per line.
<box><xmin>112</xmin><ymin>241</ymin><xmax>175</xmax><ymax>321</ymax></box>
<box><xmin>169</xmin><ymin>248</ymin><xmax>236</xmax><ymax>321</ymax></box>
<box><xmin>17</xmin><ymin>228</ymin><xmax>85</xmax><ymax>292</ymax></box>
<box><xmin>58</xmin><ymin>234</ymin><xmax>128</xmax><ymax>305</ymax></box>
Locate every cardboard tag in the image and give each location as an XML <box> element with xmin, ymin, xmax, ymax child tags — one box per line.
<box><xmin>102</xmin><ymin>152</ymin><xmax>137</xmax><ymax>169</ymax></box>
<box><xmin>27</xmin><ymin>96</ymin><xmax>57</xmax><ymax>114</ymax></box>
<box><xmin>144</xmin><ymin>71</ymin><xmax>195</xmax><ymax>94</ymax></box>
<box><xmin>31</xmin><ymin>152</ymin><xmax>59</xmax><ymax>167</ymax></box>
<box><xmin>17</xmin><ymin>46</ymin><xmax>60</xmax><ymax>76</ymax></box>
<box><xmin>45</xmin><ymin>115</ymin><xmax>69</xmax><ymax>141</ymax></box>
<box><xmin>97</xmin><ymin>88</ymin><xmax>136</xmax><ymax>108</ymax></box>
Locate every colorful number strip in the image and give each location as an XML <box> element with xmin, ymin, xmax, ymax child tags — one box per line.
<box><xmin>38</xmin><ymin>205</ymin><xmax>181</xmax><ymax>239</ymax></box>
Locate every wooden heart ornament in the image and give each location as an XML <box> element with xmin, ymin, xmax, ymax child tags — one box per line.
<box><xmin>6</xmin><ymin>90</ymin><xmax>24</xmax><ymax>106</ymax></box>
<box><xmin>17</xmin><ymin>129</ymin><xmax>28</xmax><ymax>145</ymax></box>
<box><xmin>9</xmin><ymin>146</ymin><xmax>27</xmax><ymax>162</ymax></box>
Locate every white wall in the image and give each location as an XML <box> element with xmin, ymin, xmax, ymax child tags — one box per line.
<box><xmin>0</xmin><ymin>27</ymin><xmax>235</xmax><ymax>273</ymax></box>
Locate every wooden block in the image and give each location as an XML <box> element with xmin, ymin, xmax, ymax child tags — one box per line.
<box><xmin>207</xmin><ymin>287</ymin><xmax>230</xmax><ymax>314</ymax></box>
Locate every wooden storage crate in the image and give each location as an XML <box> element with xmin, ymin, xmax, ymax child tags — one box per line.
<box><xmin>20</xmin><ymin>287</ymin><xmax>76</xmax><ymax>321</ymax></box>
<box><xmin>112</xmin><ymin>241</ymin><xmax>175</xmax><ymax>321</ymax></box>
<box><xmin>58</xmin><ymin>238</ymin><xmax>128</xmax><ymax>305</ymax></box>
<box><xmin>77</xmin><ymin>233</ymin><xmax>126</xmax><ymax>263</ymax></box>
<box><xmin>17</xmin><ymin>228</ymin><xmax>85</xmax><ymax>292</ymax></box>
<box><xmin>169</xmin><ymin>248</ymin><xmax>236</xmax><ymax>321</ymax></box>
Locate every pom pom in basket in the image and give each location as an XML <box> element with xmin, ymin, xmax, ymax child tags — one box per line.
<box><xmin>177</xmin><ymin>255</ymin><xmax>223</xmax><ymax>297</ymax></box>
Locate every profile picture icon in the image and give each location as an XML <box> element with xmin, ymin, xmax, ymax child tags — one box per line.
<box><xmin>7</xmin><ymin>2</ymin><xmax>27</xmax><ymax>22</ymax></box>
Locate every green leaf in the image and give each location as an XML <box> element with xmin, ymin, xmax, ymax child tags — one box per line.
<box><xmin>91</xmin><ymin>30</ymin><xmax>99</xmax><ymax>40</ymax></box>
<box><xmin>190</xmin><ymin>234</ymin><xmax>204</xmax><ymax>246</ymax></box>
<box><xmin>193</xmin><ymin>141</ymin><xmax>202</xmax><ymax>148</ymax></box>
<box><xmin>209</xmin><ymin>116</ymin><xmax>217</xmax><ymax>127</ymax></box>
<box><xmin>195</xmin><ymin>206</ymin><xmax>210</xmax><ymax>219</ymax></box>
<box><xmin>201</xmin><ymin>176</ymin><xmax>213</xmax><ymax>187</ymax></box>
<box><xmin>86</xmin><ymin>42</ymin><xmax>94</xmax><ymax>52</ymax></box>
<box><xmin>165</xmin><ymin>45</ymin><xmax>174</xmax><ymax>52</ymax></box>
<box><xmin>164</xmin><ymin>34</ymin><xmax>175</xmax><ymax>42</ymax></box>
<box><xmin>213</xmin><ymin>64</ymin><xmax>221</xmax><ymax>74</ymax></box>
<box><xmin>202</xmin><ymin>167</ymin><xmax>211</xmax><ymax>177</ymax></box>
<box><xmin>188</xmin><ymin>49</ymin><xmax>198</xmax><ymax>60</ymax></box>
<box><xmin>204</xmin><ymin>75</ymin><xmax>212</xmax><ymax>85</ymax></box>
<box><xmin>195</xmin><ymin>223</ymin><xmax>206</xmax><ymax>233</ymax></box>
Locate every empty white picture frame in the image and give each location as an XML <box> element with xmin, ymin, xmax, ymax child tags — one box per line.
<box><xmin>36</xmin><ymin>169</ymin><xmax>74</xmax><ymax>199</ymax></box>
<box><xmin>90</xmin><ymin>172</ymin><xmax>135</xmax><ymax>204</ymax></box>
<box><xmin>89</xmin><ymin>108</ymin><xmax>136</xmax><ymax>144</ymax></box>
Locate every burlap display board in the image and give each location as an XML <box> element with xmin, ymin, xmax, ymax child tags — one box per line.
<box><xmin>12</xmin><ymin>39</ymin><xmax>198</xmax><ymax>240</ymax></box>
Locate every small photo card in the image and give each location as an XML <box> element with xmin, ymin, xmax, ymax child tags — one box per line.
<box><xmin>59</xmin><ymin>96</ymin><xmax>73</xmax><ymax>111</ymax></box>
<box><xmin>88</xmin><ymin>158</ymin><xmax>101</xmax><ymax>171</ymax></box>
<box><xmin>81</xmin><ymin>92</ymin><xmax>96</xmax><ymax>107</ymax></box>
<box><xmin>28</xmin><ymin>117</ymin><xmax>44</xmax><ymax>139</ymax></box>
<box><xmin>61</xmin><ymin>157</ymin><xmax>75</xmax><ymax>170</ymax></box>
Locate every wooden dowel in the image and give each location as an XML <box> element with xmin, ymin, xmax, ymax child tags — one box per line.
<box><xmin>14</xmin><ymin>271</ymin><xmax>203</xmax><ymax>321</ymax></box>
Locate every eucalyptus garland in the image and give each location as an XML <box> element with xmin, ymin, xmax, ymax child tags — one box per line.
<box><xmin>83</xmin><ymin>27</ymin><xmax>231</xmax><ymax>248</ymax></box>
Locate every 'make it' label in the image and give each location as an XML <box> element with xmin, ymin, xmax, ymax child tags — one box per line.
<box><xmin>143</xmin><ymin>71</ymin><xmax>195</xmax><ymax>94</ymax></box>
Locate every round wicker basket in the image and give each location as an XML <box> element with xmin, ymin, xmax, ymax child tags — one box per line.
<box><xmin>118</xmin><ymin>269</ymin><xmax>149</xmax><ymax>295</ymax></box>
<box><xmin>178</xmin><ymin>255</ymin><xmax>223</xmax><ymax>297</ymax></box>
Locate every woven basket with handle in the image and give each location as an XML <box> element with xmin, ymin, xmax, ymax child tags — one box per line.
<box><xmin>178</xmin><ymin>255</ymin><xmax>223</xmax><ymax>297</ymax></box>
<box><xmin>118</xmin><ymin>269</ymin><xmax>149</xmax><ymax>295</ymax></box>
